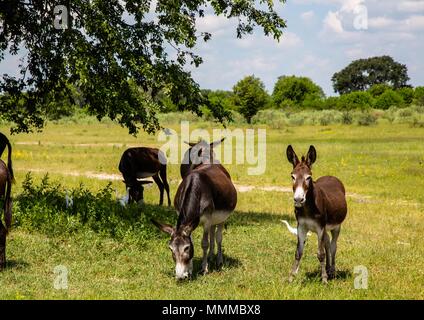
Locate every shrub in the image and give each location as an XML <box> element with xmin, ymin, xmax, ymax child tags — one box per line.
<box><xmin>14</xmin><ymin>173</ymin><xmax>174</xmax><ymax>245</ymax></box>
<box><xmin>368</xmin><ymin>84</ymin><xmax>391</xmax><ymax>97</ymax></box>
<box><xmin>397</xmin><ymin>87</ymin><xmax>414</xmax><ymax>105</ymax></box>
<box><xmin>414</xmin><ymin>86</ymin><xmax>424</xmax><ymax>106</ymax></box>
<box><xmin>322</xmin><ymin>96</ymin><xmax>340</xmax><ymax>110</ymax></box>
<box><xmin>338</xmin><ymin>91</ymin><xmax>374</xmax><ymax>110</ymax></box>
<box><xmin>341</xmin><ymin>111</ymin><xmax>353</xmax><ymax>124</ymax></box>
<box><xmin>355</xmin><ymin>112</ymin><xmax>377</xmax><ymax>126</ymax></box>
<box><xmin>318</xmin><ymin>110</ymin><xmax>336</xmax><ymax>126</ymax></box>
<box><xmin>374</xmin><ymin>90</ymin><xmax>404</xmax><ymax>110</ymax></box>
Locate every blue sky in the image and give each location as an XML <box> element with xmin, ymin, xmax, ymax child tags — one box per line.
<box><xmin>1</xmin><ymin>0</ymin><xmax>424</xmax><ymax>96</ymax></box>
<box><xmin>191</xmin><ymin>0</ymin><xmax>424</xmax><ymax>96</ymax></box>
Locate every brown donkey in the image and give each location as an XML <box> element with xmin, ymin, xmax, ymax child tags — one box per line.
<box><xmin>0</xmin><ymin>132</ymin><xmax>14</xmax><ymax>270</ymax></box>
<box><xmin>286</xmin><ymin>145</ymin><xmax>347</xmax><ymax>284</ymax></box>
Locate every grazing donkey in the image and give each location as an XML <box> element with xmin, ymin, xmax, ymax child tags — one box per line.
<box><xmin>286</xmin><ymin>145</ymin><xmax>347</xmax><ymax>284</ymax></box>
<box><xmin>152</xmin><ymin>138</ymin><xmax>237</xmax><ymax>280</ymax></box>
<box><xmin>0</xmin><ymin>132</ymin><xmax>14</xmax><ymax>270</ymax></box>
<box><xmin>119</xmin><ymin>147</ymin><xmax>171</xmax><ymax>206</ymax></box>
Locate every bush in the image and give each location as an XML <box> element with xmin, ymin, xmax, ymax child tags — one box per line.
<box><xmin>14</xmin><ymin>173</ymin><xmax>174</xmax><ymax>245</ymax></box>
<box><xmin>374</xmin><ymin>90</ymin><xmax>404</xmax><ymax>110</ymax></box>
<box><xmin>368</xmin><ymin>84</ymin><xmax>392</xmax><ymax>97</ymax></box>
<box><xmin>414</xmin><ymin>86</ymin><xmax>424</xmax><ymax>106</ymax></box>
<box><xmin>341</xmin><ymin>111</ymin><xmax>353</xmax><ymax>124</ymax></box>
<box><xmin>338</xmin><ymin>91</ymin><xmax>374</xmax><ymax>110</ymax></box>
<box><xmin>397</xmin><ymin>87</ymin><xmax>414</xmax><ymax>105</ymax></box>
<box><xmin>355</xmin><ymin>112</ymin><xmax>377</xmax><ymax>126</ymax></box>
<box><xmin>302</xmin><ymin>95</ymin><xmax>325</xmax><ymax>110</ymax></box>
<box><xmin>318</xmin><ymin>110</ymin><xmax>337</xmax><ymax>126</ymax></box>
<box><xmin>322</xmin><ymin>96</ymin><xmax>340</xmax><ymax>110</ymax></box>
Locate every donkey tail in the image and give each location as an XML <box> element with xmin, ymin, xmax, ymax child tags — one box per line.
<box><xmin>0</xmin><ymin>133</ymin><xmax>14</xmax><ymax>183</ymax></box>
<box><xmin>4</xmin><ymin>171</ymin><xmax>12</xmax><ymax>231</ymax></box>
<box><xmin>281</xmin><ymin>220</ymin><xmax>298</xmax><ymax>236</ymax></box>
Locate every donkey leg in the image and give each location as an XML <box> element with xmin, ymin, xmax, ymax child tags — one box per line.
<box><xmin>323</xmin><ymin>232</ymin><xmax>332</xmax><ymax>279</ymax></box>
<box><xmin>317</xmin><ymin>228</ymin><xmax>328</xmax><ymax>284</ymax></box>
<box><xmin>152</xmin><ymin>174</ymin><xmax>164</xmax><ymax>206</ymax></box>
<box><xmin>0</xmin><ymin>222</ymin><xmax>6</xmax><ymax>270</ymax></box>
<box><xmin>208</xmin><ymin>225</ymin><xmax>216</xmax><ymax>263</ymax></box>
<box><xmin>329</xmin><ymin>226</ymin><xmax>341</xmax><ymax>279</ymax></box>
<box><xmin>288</xmin><ymin>225</ymin><xmax>307</xmax><ymax>283</ymax></box>
<box><xmin>216</xmin><ymin>224</ymin><xmax>224</xmax><ymax>268</ymax></box>
<box><xmin>201</xmin><ymin>227</ymin><xmax>210</xmax><ymax>274</ymax></box>
<box><xmin>159</xmin><ymin>167</ymin><xmax>171</xmax><ymax>206</ymax></box>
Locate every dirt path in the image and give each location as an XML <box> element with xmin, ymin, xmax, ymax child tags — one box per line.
<box><xmin>16</xmin><ymin>167</ymin><xmax>376</xmax><ymax>203</ymax></box>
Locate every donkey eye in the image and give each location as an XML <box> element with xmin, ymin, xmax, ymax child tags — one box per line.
<box><xmin>183</xmin><ymin>246</ymin><xmax>190</xmax><ymax>252</ymax></box>
<box><xmin>306</xmin><ymin>176</ymin><xmax>312</xmax><ymax>181</ymax></box>
<box><xmin>291</xmin><ymin>175</ymin><xmax>295</xmax><ymax>180</ymax></box>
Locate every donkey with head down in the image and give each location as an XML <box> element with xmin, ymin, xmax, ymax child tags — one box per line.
<box><xmin>0</xmin><ymin>132</ymin><xmax>14</xmax><ymax>270</ymax></box>
<box><xmin>286</xmin><ymin>145</ymin><xmax>347</xmax><ymax>284</ymax></box>
<box><xmin>118</xmin><ymin>147</ymin><xmax>171</xmax><ymax>206</ymax></box>
<box><xmin>152</xmin><ymin>138</ymin><xmax>237</xmax><ymax>280</ymax></box>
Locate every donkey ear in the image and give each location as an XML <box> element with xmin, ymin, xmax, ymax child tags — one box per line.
<box><xmin>286</xmin><ymin>145</ymin><xmax>299</xmax><ymax>167</ymax></box>
<box><xmin>184</xmin><ymin>141</ymin><xmax>197</xmax><ymax>147</ymax></box>
<box><xmin>210</xmin><ymin>137</ymin><xmax>225</xmax><ymax>148</ymax></box>
<box><xmin>306</xmin><ymin>145</ymin><xmax>317</xmax><ymax>166</ymax></box>
<box><xmin>181</xmin><ymin>225</ymin><xmax>193</xmax><ymax>237</ymax></box>
<box><xmin>151</xmin><ymin>219</ymin><xmax>175</xmax><ymax>235</ymax></box>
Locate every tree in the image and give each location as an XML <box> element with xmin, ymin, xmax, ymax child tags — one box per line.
<box><xmin>332</xmin><ymin>56</ymin><xmax>410</xmax><ymax>95</ymax></box>
<box><xmin>0</xmin><ymin>1</ymin><xmax>286</xmax><ymax>134</ymax></box>
<box><xmin>272</xmin><ymin>75</ymin><xmax>324</xmax><ymax>107</ymax></box>
<box><xmin>233</xmin><ymin>75</ymin><xmax>268</xmax><ymax>123</ymax></box>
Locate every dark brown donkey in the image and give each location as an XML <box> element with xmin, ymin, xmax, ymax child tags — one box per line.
<box><xmin>0</xmin><ymin>132</ymin><xmax>14</xmax><ymax>270</ymax></box>
<box><xmin>152</xmin><ymin>139</ymin><xmax>237</xmax><ymax>280</ymax></box>
<box><xmin>119</xmin><ymin>147</ymin><xmax>171</xmax><ymax>205</ymax></box>
<box><xmin>286</xmin><ymin>145</ymin><xmax>347</xmax><ymax>284</ymax></box>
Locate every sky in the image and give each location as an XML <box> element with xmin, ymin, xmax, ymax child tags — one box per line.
<box><xmin>1</xmin><ymin>0</ymin><xmax>424</xmax><ymax>97</ymax></box>
<box><xmin>191</xmin><ymin>0</ymin><xmax>424</xmax><ymax>96</ymax></box>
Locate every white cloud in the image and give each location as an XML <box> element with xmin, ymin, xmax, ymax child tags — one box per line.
<box><xmin>323</xmin><ymin>11</ymin><xmax>344</xmax><ymax>33</ymax></box>
<box><xmin>236</xmin><ymin>32</ymin><xmax>302</xmax><ymax>49</ymax></box>
<box><xmin>403</xmin><ymin>14</ymin><xmax>424</xmax><ymax>30</ymax></box>
<box><xmin>368</xmin><ymin>17</ymin><xmax>397</xmax><ymax>29</ymax></box>
<box><xmin>301</xmin><ymin>11</ymin><xmax>315</xmax><ymax>21</ymax></box>
<box><xmin>398</xmin><ymin>1</ymin><xmax>424</xmax><ymax>13</ymax></box>
<box><xmin>196</xmin><ymin>14</ymin><xmax>235</xmax><ymax>36</ymax></box>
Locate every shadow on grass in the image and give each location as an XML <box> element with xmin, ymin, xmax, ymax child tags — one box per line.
<box><xmin>165</xmin><ymin>254</ymin><xmax>242</xmax><ymax>283</ymax></box>
<box><xmin>303</xmin><ymin>269</ymin><xmax>352</xmax><ymax>283</ymax></box>
<box><xmin>5</xmin><ymin>259</ymin><xmax>30</xmax><ymax>270</ymax></box>
<box><xmin>228</xmin><ymin>211</ymin><xmax>294</xmax><ymax>227</ymax></box>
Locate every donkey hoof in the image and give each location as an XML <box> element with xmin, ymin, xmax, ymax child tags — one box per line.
<box><xmin>216</xmin><ymin>257</ymin><xmax>223</xmax><ymax>269</ymax></box>
<box><xmin>200</xmin><ymin>267</ymin><xmax>209</xmax><ymax>275</ymax></box>
<box><xmin>326</xmin><ymin>267</ymin><xmax>335</xmax><ymax>280</ymax></box>
<box><xmin>288</xmin><ymin>275</ymin><xmax>295</xmax><ymax>283</ymax></box>
<box><xmin>322</xmin><ymin>277</ymin><xmax>328</xmax><ymax>284</ymax></box>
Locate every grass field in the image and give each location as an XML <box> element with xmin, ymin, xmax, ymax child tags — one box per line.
<box><xmin>0</xmin><ymin>118</ymin><xmax>423</xmax><ymax>299</ymax></box>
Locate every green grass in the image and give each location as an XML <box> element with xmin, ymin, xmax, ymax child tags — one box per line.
<box><xmin>0</xmin><ymin>119</ymin><xmax>423</xmax><ymax>299</ymax></box>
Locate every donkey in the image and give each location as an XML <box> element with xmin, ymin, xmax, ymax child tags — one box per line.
<box><xmin>118</xmin><ymin>147</ymin><xmax>171</xmax><ymax>206</ymax></box>
<box><xmin>0</xmin><ymin>132</ymin><xmax>14</xmax><ymax>270</ymax></box>
<box><xmin>152</xmin><ymin>138</ymin><xmax>237</xmax><ymax>280</ymax></box>
<box><xmin>286</xmin><ymin>145</ymin><xmax>347</xmax><ymax>284</ymax></box>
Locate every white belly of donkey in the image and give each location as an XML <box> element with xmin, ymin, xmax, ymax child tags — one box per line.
<box><xmin>200</xmin><ymin>211</ymin><xmax>231</xmax><ymax>228</ymax></box>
